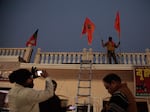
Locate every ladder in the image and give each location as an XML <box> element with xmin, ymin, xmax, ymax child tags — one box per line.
<box><xmin>75</xmin><ymin>60</ymin><xmax>92</xmax><ymax>112</ymax></box>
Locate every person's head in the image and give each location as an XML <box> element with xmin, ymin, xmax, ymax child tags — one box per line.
<box><xmin>108</xmin><ymin>36</ymin><xmax>112</xmax><ymax>41</ymax></box>
<box><xmin>52</xmin><ymin>80</ymin><xmax>57</xmax><ymax>92</ymax></box>
<box><xmin>103</xmin><ymin>73</ymin><xmax>121</xmax><ymax>94</ymax></box>
<box><xmin>9</xmin><ymin>69</ymin><xmax>34</xmax><ymax>88</ymax></box>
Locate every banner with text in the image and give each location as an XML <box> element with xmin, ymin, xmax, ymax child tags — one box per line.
<box><xmin>134</xmin><ymin>66</ymin><xmax>150</xmax><ymax>97</ymax></box>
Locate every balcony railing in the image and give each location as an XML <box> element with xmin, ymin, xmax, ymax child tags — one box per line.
<box><xmin>0</xmin><ymin>47</ymin><xmax>33</xmax><ymax>63</ymax></box>
<box><xmin>0</xmin><ymin>47</ymin><xmax>150</xmax><ymax>65</ymax></box>
<box><xmin>33</xmin><ymin>48</ymin><xmax>150</xmax><ymax>65</ymax></box>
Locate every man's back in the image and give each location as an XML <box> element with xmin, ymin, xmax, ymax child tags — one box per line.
<box><xmin>39</xmin><ymin>94</ymin><xmax>62</xmax><ymax>112</ymax></box>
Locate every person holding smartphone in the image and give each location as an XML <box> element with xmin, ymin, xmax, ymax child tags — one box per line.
<box><xmin>8</xmin><ymin>68</ymin><xmax>54</xmax><ymax>112</ymax></box>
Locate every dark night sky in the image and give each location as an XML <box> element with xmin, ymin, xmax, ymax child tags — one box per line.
<box><xmin>0</xmin><ymin>0</ymin><xmax>150</xmax><ymax>53</ymax></box>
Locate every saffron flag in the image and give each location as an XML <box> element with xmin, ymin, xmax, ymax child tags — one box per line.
<box><xmin>26</xmin><ymin>29</ymin><xmax>38</xmax><ymax>47</ymax></box>
<box><xmin>81</xmin><ymin>17</ymin><xmax>95</xmax><ymax>45</ymax></box>
<box><xmin>114</xmin><ymin>11</ymin><xmax>121</xmax><ymax>38</ymax></box>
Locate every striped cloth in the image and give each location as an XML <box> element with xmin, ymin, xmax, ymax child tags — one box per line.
<box><xmin>102</xmin><ymin>91</ymin><xmax>128</xmax><ymax>112</ymax></box>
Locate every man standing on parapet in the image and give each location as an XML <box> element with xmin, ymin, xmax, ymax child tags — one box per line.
<box><xmin>101</xmin><ymin>36</ymin><xmax>120</xmax><ymax>64</ymax></box>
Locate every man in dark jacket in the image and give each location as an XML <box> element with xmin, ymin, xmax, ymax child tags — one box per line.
<box><xmin>101</xmin><ymin>73</ymin><xmax>137</xmax><ymax>112</ymax></box>
<box><xmin>39</xmin><ymin>80</ymin><xmax>63</xmax><ymax>112</ymax></box>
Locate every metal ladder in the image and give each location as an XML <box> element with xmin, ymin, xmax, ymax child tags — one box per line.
<box><xmin>75</xmin><ymin>60</ymin><xmax>92</xmax><ymax>112</ymax></box>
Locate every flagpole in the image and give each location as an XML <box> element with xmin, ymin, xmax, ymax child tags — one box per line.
<box><xmin>114</xmin><ymin>11</ymin><xmax>121</xmax><ymax>64</ymax></box>
<box><xmin>118</xmin><ymin>34</ymin><xmax>122</xmax><ymax>64</ymax></box>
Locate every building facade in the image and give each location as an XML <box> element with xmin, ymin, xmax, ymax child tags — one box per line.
<box><xmin>0</xmin><ymin>47</ymin><xmax>150</xmax><ymax>112</ymax></box>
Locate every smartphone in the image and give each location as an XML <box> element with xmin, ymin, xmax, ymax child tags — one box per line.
<box><xmin>37</xmin><ymin>70</ymin><xmax>42</xmax><ymax>76</ymax></box>
<box><xmin>68</xmin><ymin>105</ymin><xmax>76</xmax><ymax>110</ymax></box>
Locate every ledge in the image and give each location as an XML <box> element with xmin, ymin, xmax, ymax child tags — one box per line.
<box><xmin>20</xmin><ymin>63</ymin><xmax>134</xmax><ymax>71</ymax></box>
<box><xmin>0</xmin><ymin>56</ymin><xmax>25</xmax><ymax>62</ymax></box>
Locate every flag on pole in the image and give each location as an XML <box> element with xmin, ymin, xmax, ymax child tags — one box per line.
<box><xmin>114</xmin><ymin>11</ymin><xmax>121</xmax><ymax>38</ymax></box>
<box><xmin>26</xmin><ymin>29</ymin><xmax>38</xmax><ymax>47</ymax></box>
<box><xmin>81</xmin><ymin>17</ymin><xmax>95</xmax><ymax>45</ymax></box>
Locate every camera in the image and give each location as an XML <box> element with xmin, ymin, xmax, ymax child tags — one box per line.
<box><xmin>37</xmin><ymin>70</ymin><xmax>42</xmax><ymax>76</ymax></box>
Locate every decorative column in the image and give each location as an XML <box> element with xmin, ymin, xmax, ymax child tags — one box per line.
<box><xmin>88</xmin><ymin>48</ymin><xmax>93</xmax><ymax>62</ymax></box>
<box><xmin>34</xmin><ymin>48</ymin><xmax>41</xmax><ymax>64</ymax></box>
<box><xmin>24</xmin><ymin>46</ymin><xmax>33</xmax><ymax>63</ymax></box>
<box><xmin>145</xmin><ymin>48</ymin><xmax>150</xmax><ymax>65</ymax></box>
<box><xmin>82</xmin><ymin>48</ymin><xmax>87</xmax><ymax>60</ymax></box>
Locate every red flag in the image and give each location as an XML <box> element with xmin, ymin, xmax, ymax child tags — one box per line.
<box><xmin>114</xmin><ymin>11</ymin><xmax>121</xmax><ymax>38</ymax></box>
<box><xmin>26</xmin><ymin>29</ymin><xmax>38</xmax><ymax>47</ymax></box>
<box><xmin>81</xmin><ymin>17</ymin><xmax>95</xmax><ymax>45</ymax></box>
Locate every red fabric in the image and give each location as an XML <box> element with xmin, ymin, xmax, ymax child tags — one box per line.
<box><xmin>81</xmin><ymin>17</ymin><xmax>95</xmax><ymax>45</ymax></box>
<box><xmin>26</xmin><ymin>29</ymin><xmax>38</xmax><ymax>47</ymax></box>
<box><xmin>114</xmin><ymin>11</ymin><xmax>121</xmax><ymax>38</ymax></box>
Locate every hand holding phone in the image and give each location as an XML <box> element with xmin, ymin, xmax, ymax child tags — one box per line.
<box><xmin>37</xmin><ymin>70</ymin><xmax>48</xmax><ymax>78</ymax></box>
<box><xmin>37</xmin><ymin>70</ymin><xmax>43</xmax><ymax>76</ymax></box>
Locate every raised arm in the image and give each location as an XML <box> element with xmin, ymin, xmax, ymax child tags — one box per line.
<box><xmin>101</xmin><ymin>40</ymin><xmax>105</xmax><ymax>47</ymax></box>
<box><xmin>115</xmin><ymin>41</ymin><xmax>120</xmax><ymax>48</ymax></box>
<box><xmin>26</xmin><ymin>70</ymin><xmax>54</xmax><ymax>103</ymax></box>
